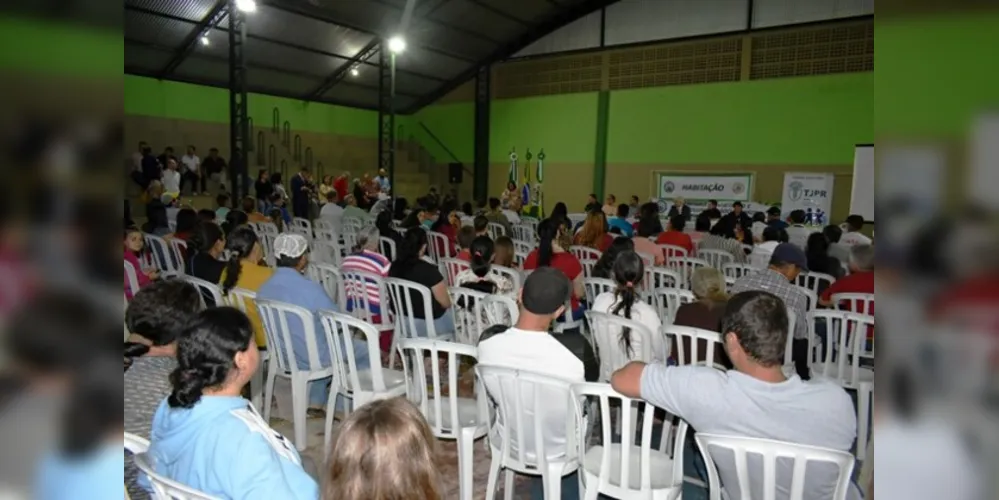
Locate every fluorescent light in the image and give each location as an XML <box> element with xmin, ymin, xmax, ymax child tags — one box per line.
<box><xmin>235</xmin><ymin>0</ymin><xmax>257</xmax><ymax>13</ymax></box>
<box><xmin>387</xmin><ymin>36</ymin><xmax>406</xmax><ymax>54</ymax></box>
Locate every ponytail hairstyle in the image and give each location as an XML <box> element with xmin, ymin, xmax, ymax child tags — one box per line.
<box><xmin>168</xmin><ymin>307</ymin><xmax>255</xmax><ymax>409</ymax></box>
<box><xmin>536</xmin><ymin>218</ymin><xmax>558</xmax><ymax>267</ymax></box>
<box><xmin>610</xmin><ymin>250</ymin><xmax>644</xmax><ymax>357</ymax></box>
<box><xmin>125</xmin><ymin>281</ymin><xmax>203</xmax><ymax>367</ymax></box>
<box><xmin>469</xmin><ymin>236</ymin><xmax>495</xmax><ymax>278</ymax></box>
<box><xmin>188</xmin><ymin>222</ymin><xmax>224</xmax><ymax>255</ymax></box>
<box><xmin>222</xmin><ymin>226</ymin><xmax>259</xmax><ymax>294</ymax></box>
<box><xmin>393</xmin><ymin>226</ymin><xmax>428</xmax><ymax>274</ymax></box>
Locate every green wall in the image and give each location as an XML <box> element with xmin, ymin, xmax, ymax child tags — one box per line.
<box><xmin>489</xmin><ymin>93</ymin><xmax>599</xmax><ymax>163</ymax></box>
<box><xmin>124</xmin><ymin>75</ymin><xmax>377</xmax><ymax>137</ymax></box>
<box><xmin>608</xmin><ymin>73</ymin><xmax>874</xmax><ymax>165</ymax></box>
<box><xmin>410</xmin><ymin>102</ymin><xmax>475</xmax><ymax>163</ymax></box>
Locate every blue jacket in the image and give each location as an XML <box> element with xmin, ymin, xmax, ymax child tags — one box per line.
<box><xmin>147</xmin><ymin>396</ymin><xmax>318</xmax><ymax>500</ymax></box>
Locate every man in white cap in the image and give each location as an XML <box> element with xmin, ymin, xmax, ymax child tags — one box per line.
<box><xmin>256</xmin><ymin>233</ymin><xmax>370</xmax><ymax>413</ymax></box>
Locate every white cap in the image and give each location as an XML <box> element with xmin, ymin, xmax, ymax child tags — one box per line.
<box><xmin>273</xmin><ymin>233</ymin><xmax>309</xmax><ymax>259</ymax></box>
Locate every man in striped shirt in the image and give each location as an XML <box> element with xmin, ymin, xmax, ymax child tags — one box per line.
<box><xmin>340</xmin><ymin>226</ymin><xmax>393</xmax><ymax>350</ymax></box>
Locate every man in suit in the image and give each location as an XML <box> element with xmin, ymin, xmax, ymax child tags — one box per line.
<box><xmin>667</xmin><ymin>197</ymin><xmax>692</xmax><ymax>221</ymax></box>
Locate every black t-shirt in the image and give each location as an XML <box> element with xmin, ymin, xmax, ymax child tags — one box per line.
<box><xmin>255</xmin><ymin>180</ymin><xmax>273</xmax><ymax>201</ymax></box>
<box><xmin>203</xmin><ymin>156</ymin><xmax>226</xmax><ymax>174</ymax></box>
<box><xmin>389</xmin><ymin>259</ymin><xmax>446</xmax><ymax>319</ymax></box>
<box><xmin>187</xmin><ymin>253</ymin><xmax>226</xmax><ymax>287</ymax></box>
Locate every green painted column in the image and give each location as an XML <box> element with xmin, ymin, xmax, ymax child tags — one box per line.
<box><xmin>593</xmin><ymin>90</ymin><xmax>610</xmax><ymax>200</ymax></box>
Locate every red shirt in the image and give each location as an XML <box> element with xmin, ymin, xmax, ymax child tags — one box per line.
<box><xmin>655</xmin><ymin>231</ymin><xmax>694</xmax><ymax>258</ymax></box>
<box><xmin>820</xmin><ymin>271</ymin><xmax>875</xmax><ymax>315</ymax></box>
<box><xmin>456</xmin><ymin>249</ymin><xmax>471</xmax><ymax>262</ymax></box>
<box><xmin>433</xmin><ymin>225</ymin><xmax>457</xmax><ymax>258</ymax></box>
<box><xmin>572</xmin><ymin>233</ymin><xmax>614</xmax><ymax>252</ymax></box>
<box><xmin>523</xmin><ymin>250</ymin><xmax>583</xmax><ymax>311</ymax></box>
<box><xmin>333</xmin><ymin>177</ymin><xmax>348</xmax><ymax>200</ymax></box>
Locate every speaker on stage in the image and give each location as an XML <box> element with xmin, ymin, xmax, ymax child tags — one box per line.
<box><xmin>448</xmin><ymin>163</ymin><xmax>464</xmax><ymax>183</ymax></box>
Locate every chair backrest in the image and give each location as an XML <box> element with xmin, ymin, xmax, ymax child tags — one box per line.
<box><xmin>124</xmin><ymin>260</ymin><xmax>140</xmax><ymax>298</ymax></box>
<box><xmin>307</xmin><ymin>262</ymin><xmax>345</xmax><ymax>306</ymax></box>
<box><xmin>580</xmin><ymin>258</ymin><xmax>598</xmax><ymax>278</ymax></box>
<box><xmin>132</xmin><ymin>452</ymin><xmax>220</xmax><ymax>500</ymax></box>
<box><xmin>426</xmin><ymin>231</ymin><xmax>453</xmax><ymax>263</ymax></box>
<box><xmin>567</xmin><ymin>213</ymin><xmax>587</xmax><ymax>227</ymax></box>
<box><xmin>723</xmin><ymin>263</ymin><xmax>758</xmax><ymax>281</ymax></box>
<box><xmin>223</xmin><ymin>287</ymin><xmax>257</xmax><ymax>318</ymax></box>
<box><xmin>659</xmin><ymin>244</ymin><xmax>689</xmax><ymax>263</ymax></box>
<box><xmin>811</xmin><ymin>310</ymin><xmax>876</xmax><ymax>389</ymax></box>
<box><xmin>312</xmin><ymin>218</ymin><xmax>333</xmax><ymax>234</ymax></box>
<box><xmin>180</xmin><ymin>275</ymin><xmax>224</xmax><ymax>309</ymax></box>
<box><xmin>342</xmin><ymin>216</ymin><xmax>364</xmax><ymax>232</ymax></box>
<box><xmin>311</xmin><ymin>239</ymin><xmax>342</xmax><ymax>267</ymax></box>
<box><xmin>340</xmin><ymin>226</ymin><xmax>359</xmax><ymax>257</ymax></box>
<box><xmin>669</xmin><ymin>257</ymin><xmax>710</xmax><ymax>289</ymax></box>
<box><xmin>571</xmin><ymin>383</ymin><xmax>689</xmax><ymax>495</ymax></box>
<box><xmin>124</xmin><ymin>431</ymin><xmax>149</xmax><ymax>454</ymax></box>
<box><xmin>570</xmin><ymin>245</ymin><xmax>602</xmax><ymax>262</ymax></box>
<box><xmin>695</xmin><ymin>433</ymin><xmax>855</xmax><ymax>500</ymax></box>
<box><xmin>398</xmin><ymin>338</ymin><xmax>486</xmax><ymax>439</ymax></box>
<box><xmin>145</xmin><ymin>234</ymin><xmax>181</xmax><ymax>276</ymax></box>
<box><xmin>316</xmin><ymin>310</ymin><xmax>384</xmax><ymax>393</ymax></box>
<box><xmin>475</xmin><ymin>295</ymin><xmax>519</xmax><ymax>329</ymax></box>
<box><xmin>256</xmin><ymin>221</ymin><xmax>279</xmax><ymax>237</ymax></box>
<box><xmin>475</xmin><ymin>365</ymin><xmax>579</xmax><ymax>467</ymax></box>
<box><xmin>290</xmin><ymin>217</ymin><xmax>312</xmax><ymax>239</ymax></box>
<box><xmin>512</xmin><ymin>239</ymin><xmax>533</xmax><ymax>258</ymax></box>
<box><xmin>644</xmin><ymin>266</ymin><xmax>682</xmax><ymax>292</ymax></box>
<box><xmin>379</xmin><ymin>236</ymin><xmax>397</xmax><ymax>261</ymax></box>
<box><xmin>169</xmin><ymin>239</ymin><xmax>188</xmax><ymax>271</ymax></box>
<box><xmin>697</xmin><ymin>248</ymin><xmax>735</xmax><ymax>270</ymax></box>
<box><xmin>830</xmin><ymin>293</ymin><xmax>874</xmax><ymax>316</ymax></box>
<box><xmin>662</xmin><ymin>325</ymin><xmax>723</xmax><ymax>368</ymax></box>
<box><xmin>487</xmin><ymin>222</ymin><xmax>506</xmax><ymax>240</ymax></box>
<box><xmin>795</xmin><ymin>271</ymin><xmax>835</xmax><ymax>298</ymax></box>
<box><xmin>650</xmin><ymin>287</ymin><xmax>696</xmax><ymax>324</ymax></box>
<box><xmin>492</xmin><ymin>264</ymin><xmax>523</xmax><ymax>293</ymax></box>
<box><xmin>339</xmin><ymin>269</ymin><xmax>389</xmax><ymax>326</ymax></box>
<box><xmin>255</xmin><ymin>299</ymin><xmax>325</xmax><ymax>373</ymax></box>
<box><xmin>585</xmin><ymin>311</ymin><xmax>659</xmax><ymax>380</ymax></box>
<box><xmin>512</xmin><ymin>224</ymin><xmax>535</xmax><ymax>243</ymax></box>
<box><xmin>583</xmin><ymin>277</ymin><xmax>617</xmax><ymax>306</ymax></box>
<box><xmin>449</xmin><ymin>286</ymin><xmax>491</xmax><ymax>345</ymax></box>
<box><xmin>795</xmin><ymin>285</ymin><xmax>818</xmax><ymax>312</ymax></box>
<box><xmin>384</xmin><ymin>277</ymin><xmax>442</xmax><ymax>340</ymax></box>
<box><xmin>440</xmin><ymin>258</ymin><xmax>471</xmax><ymax>287</ymax></box>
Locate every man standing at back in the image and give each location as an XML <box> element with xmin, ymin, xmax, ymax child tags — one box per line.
<box><xmin>611</xmin><ymin>291</ymin><xmax>859</xmax><ymax>500</ymax></box>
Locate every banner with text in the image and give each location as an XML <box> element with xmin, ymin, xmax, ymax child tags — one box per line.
<box><xmin>655</xmin><ymin>173</ymin><xmax>753</xmax><ymax>202</ymax></box>
<box><xmin>781</xmin><ymin>172</ymin><xmax>834</xmax><ymax>218</ymax></box>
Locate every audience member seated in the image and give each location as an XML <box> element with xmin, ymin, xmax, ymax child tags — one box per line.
<box><xmin>608</xmin><ymin>203</ymin><xmax>634</xmax><ymax>237</ymax></box>
<box><xmin>765</xmin><ymin>206</ymin><xmax>788</xmax><ymax>230</ymax></box>
<box><xmin>591</xmin><ymin>251</ymin><xmax>665</xmax><ymax>380</ymax></box>
<box><xmin>124</xmin><ymin>281</ymin><xmax>202</xmax><ymax>499</ymax></box>
<box><xmin>342</xmin><ymin>194</ymin><xmax>371</xmax><ymax>223</ymax></box>
<box><xmin>220</xmin><ymin>227</ymin><xmax>274</xmax><ymax>347</ymax></box>
<box><xmin>215</xmin><ymin>194</ymin><xmax>231</xmax><ymax>220</ymax></box>
<box><xmin>602</xmin><ymin>194</ymin><xmax>618</xmax><ymax>218</ymax></box>
<box><xmin>268</xmin><ymin>193</ymin><xmax>293</xmax><ymax>224</ymax></box>
<box><xmin>731</xmin><ymin>243</ymin><xmax>810</xmax><ymax>378</ymax></box>
<box><xmin>455</xmin><ymin>225</ymin><xmax>476</xmax><ymax>262</ymax></box>
<box><xmin>551</xmin><ymin>201</ymin><xmax>569</xmax><ymax>222</ymax></box>
<box><xmin>323</xmin><ymin>398</ymin><xmax>442</xmax><ymax>500</ymax></box>
<box><xmin>673</xmin><ymin>267</ymin><xmax>732</xmax><ymax>368</ymax></box>
<box><xmin>472</xmin><ymin>214</ymin><xmax>489</xmax><ymax>238</ymax></box>
<box><xmin>147</xmin><ymin>308</ymin><xmax>319</xmax><ymax>499</ymax></box>
<box><xmin>627</xmin><ymin>195</ymin><xmax>641</xmax><ymax>217</ymax></box>
<box><xmin>591</xmin><ymin>236</ymin><xmax>634</xmax><ymax>279</ymax></box>
<box><xmin>388</xmin><ymin>229</ymin><xmax>455</xmax><ymax>337</ymax></box>
<box><xmin>573</xmin><ymin>210</ymin><xmax>613</xmax><ymax>251</ymax></box>
<box><xmin>269</xmin><ymin>208</ymin><xmax>287</xmax><ymax>233</ymax></box>
<box><xmin>376</xmin><ymin>210</ymin><xmax>404</xmax><ymax>252</ymax></box>
<box><xmin>823</xmin><ymin>224</ymin><xmax>850</xmax><ymax>264</ymax></box>
<box><xmin>819</xmin><ymin>244</ymin><xmax>874</xmax><ymax>312</ymax></box>
<box><xmin>484</xmin><ymin>197</ymin><xmax>513</xmax><ymax>236</ymax></box>
<box><xmin>806</xmin><ymin>232</ymin><xmax>844</xmax><ymax>281</ymax></box>
<box><xmin>243</xmin><ymin>196</ymin><xmax>270</xmax><ymax>223</ymax></box>
<box><xmin>341</xmin><ymin>227</ymin><xmax>393</xmax><ymax>349</ymax></box>
<box><xmin>460</xmin><ymin>201</ymin><xmax>474</xmax><ymax>217</ymax></box>
<box><xmin>698</xmin><ymin>220</ymin><xmax>748</xmax><ymax>264</ymax></box>
<box><xmin>456</xmin><ymin>236</ymin><xmax>513</xmax><ymax>294</ymax></box>
<box><xmin>124</xmin><ymin>227</ymin><xmax>157</xmax><ymax>299</ymax></box>
<box><xmin>401</xmin><ymin>205</ymin><xmax>429</xmax><ymax>230</ymax></box>
<box><xmin>185</xmin><ymin>222</ymin><xmax>227</xmax><ymax>285</ymax></box>
<box><xmin>143</xmin><ymin>184</ymin><xmax>171</xmax><ymax>236</ymax></box>
<box><xmin>197</xmin><ymin>208</ymin><xmax>216</xmax><ymax>223</ymax></box>
<box><xmin>583</xmin><ymin>193</ymin><xmax>600</xmax><ymax>213</ymax></box>
<box><xmin>632</xmin><ymin>205</ymin><xmax>664</xmax><ymax>265</ymax></box>
<box><xmin>611</xmin><ymin>291</ymin><xmax>859</xmax><ymax>500</ymax></box>
<box><xmin>393</xmin><ymin>197</ymin><xmax>409</xmax><ymax>221</ymax></box>
<box><xmin>222</xmin><ymin>209</ymin><xmax>248</xmax><ymax>237</ymax></box>
<box><xmin>690</xmin><ymin>214</ymin><xmax>711</xmax><ymax>246</ymax></box>
<box><xmin>700</xmin><ymin>199</ymin><xmax>722</xmax><ymax>220</ymax></box>
<box><xmin>429</xmin><ymin>202</ymin><xmax>459</xmax><ymax>256</ymax></box>
<box><xmin>493</xmin><ymin>235</ymin><xmax>515</xmax><ymax>268</ymax></box>
<box><xmin>785</xmin><ymin>209</ymin><xmax>811</xmax><ymax>249</ymax></box>
<box><xmin>840</xmin><ymin>214</ymin><xmax>872</xmax><ymax>246</ymax></box>
<box><xmin>524</xmin><ymin>219</ymin><xmax>585</xmax><ymax>321</ymax></box>
<box><xmin>319</xmin><ymin>191</ymin><xmax>344</xmax><ymax>234</ymax></box>
<box><xmin>666</xmin><ymin>197</ymin><xmax>692</xmax><ymax>221</ymax></box>
<box><xmin>165</xmin><ymin>208</ymin><xmax>198</xmax><ymax>245</ymax></box>
<box><xmin>720</xmin><ymin>201</ymin><xmax>752</xmax><ymax>229</ymax></box>
<box><xmin>750</xmin><ymin>212</ymin><xmax>768</xmax><ymax>242</ymax></box>
<box><xmin>750</xmin><ymin>226</ymin><xmax>787</xmax><ymax>269</ymax></box>
<box><xmin>655</xmin><ymin>215</ymin><xmax>695</xmax><ymax>257</ymax></box>
<box><xmin>257</xmin><ymin>233</ymin><xmax>368</xmax><ymax>411</ymax></box>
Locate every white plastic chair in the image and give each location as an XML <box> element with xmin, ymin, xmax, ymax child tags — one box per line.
<box><xmin>132</xmin><ymin>452</ymin><xmax>220</xmax><ymax>500</ymax></box>
<box><xmin>180</xmin><ymin>275</ymin><xmax>224</xmax><ymax>309</ymax></box>
<box><xmin>643</xmin><ymin>266</ymin><xmax>682</xmax><ymax>294</ymax></box>
<box><xmin>379</xmin><ymin>236</ymin><xmax>397</xmax><ymax>260</ymax></box>
<box><xmin>317</xmin><ymin>310</ymin><xmax>405</xmax><ymax>454</ymax></box>
<box><xmin>809</xmin><ymin>310</ymin><xmax>876</xmax><ymax>390</ymax></box>
<box><xmin>658</xmin><ymin>244</ymin><xmax>689</xmax><ymax>263</ymax></box>
<box><xmin>487</xmin><ymin>222</ymin><xmax>507</xmax><ymax>240</ymax></box>
<box><xmin>398</xmin><ymin>339</ymin><xmax>489</xmax><ymax>500</ymax></box>
<box><xmin>307</xmin><ymin>262</ymin><xmax>345</xmax><ymax>306</ymax></box>
<box><xmin>512</xmin><ymin>239</ymin><xmax>533</xmax><ymax>259</ymax></box>
<box><xmin>582</xmin><ymin>277</ymin><xmax>617</xmax><ymax>306</ymax></box>
<box><xmin>476</xmin><ymin>365</ymin><xmax>581</xmax><ymax>500</ymax></box>
<box><xmin>795</xmin><ymin>285</ymin><xmax>818</xmax><ymax>312</ymax></box>
<box><xmin>339</xmin><ymin>269</ymin><xmax>392</xmax><ymax>330</ymax></box>
<box><xmin>695</xmin><ymin>433</ymin><xmax>856</xmax><ymax>500</ymax></box>
<box><xmin>124</xmin><ymin>260</ymin><xmax>141</xmax><ymax>298</ymax></box>
<box><xmin>427</xmin><ymin>231</ymin><xmax>454</xmax><ymax>264</ymax></box>
<box><xmin>311</xmin><ymin>239</ymin><xmax>342</xmax><ymax>267</ymax></box>
<box><xmin>782</xmin><ymin>307</ymin><xmax>799</xmax><ymax>376</ymax></box>
<box><xmin>830</xmin><ymin>293</ymin><xmax>874</xmax><ymax>317</ymax></box>
<box><xmin>449</xmin><ymin>286</ymin><xmax>491</xmax><ymax>345</ymax></box>
<box><xmin>223</xmin><ymin>287</ymin><xmax>268</xmax><ymax>410</ymax></box>
<box><xmin>580</xmin><ymin>258</ymin><xmax>599</xmax><ymax>279</ymax></box>
<box><xmin>312</xmin><ymin>218</ymin><xmax>334</xmax><ymax>235</ymax></box>
<box><xmin>570</xmin><ymin>245</ymin><xmax>602</xmax><ymax>262</ymax></box>
<box><xmin>492</xmin><ymin>264</ymin><xmax>523</xmax><ymax>293</ymax></box>
<box><xmin>571</xmin><ymin>383</ymin><xmax>690</xmax><ymax>500</ymax></box>
<box><xmin>512</xmin><ymin>224</ymin><xmax>535</xmax><ymax>243</ymax></box>
<box><xmin>585</xmin><ymin>311</ymin><xmax>663</xmax><ymax>381</ymax></box>
<box><xmin>291</xmin><ymin>217</ymin><xmax>312</xmax><ymax>240</ymax></box>
<box><xmin>796</xmin><ymin>271</ymin><xmax>835</xmax><ymax>298</ymax></box>
<box><xmin>856</xmin><ymin>381</ymin><xmax>873</xmax><ymax>461</ymax></box>
<box><xmin>669</xmin><ymin>257</ymin><xmax>710</xmax><ymax>289</ymax></box>
<box><xmin>662</xmin><ymin>325</ymin><xmax>724</xmax><ymax>369</ymax></box>
<box><xmin>384</xmin><ymin>277</ymin><xmax>455</xmax><ymax>365</ymax></box>
<box><xmin>650</xmin><ymin>287</ymin><xmax>696</xmax><ymax>324</ymax></box>
<box><xmin>145</xmin><ymin>234</ymin><xmax>182</xmax><ymax>277</ymax></box>
<box><xmin>723</xmin><ymin>262</ymin><xmax>758</xmax><ymax>282</ymax></box>
<box><xmin>255</xmin><ymin>299</ymin><xmax>336</xmax><ymax>451</ymax></box>
<box><xmin>441</xmin><ymin>257</ymin><xmax>472</xmax><ymax>287</ymax></box>
<box><xmin>475</xmin><ymin>295</ymin><xmax>520</xmax><ymax>329</ymax></box>
<box><xmin>697</xmin><ymin>249</ymin><xmax>735</xmax><ymax>270</ymax></box>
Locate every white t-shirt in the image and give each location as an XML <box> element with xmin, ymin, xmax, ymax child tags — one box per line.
<box><xmin>502</xmin><ymin>209</ymin><xmax>521</xmax><ymax>224</ymax></box>
<box><xmin>478</xmin><ymin>328</ymin><xmax>583</xmax><ymax>461</ymax></box>
<box><xmin>839</xmin><ymin>231</ymin><xmax>872</xmax><ymax>247</ymax></box>
<box><xmin>751</xmin><ymin>221</ymin><xmax>768</xmax><ymax>241</ymax></box>
<box><xmin>319</xmin><ymin>203</ymin><xmax>344</xmax><ymax>234</ymax></box>
<box><xmin>750</xmin><ymin>241</ymin><xmax>779</xmax><ymax>269</ymax></box>
<box><xmin>785</xmin><ymin>225</ymin><xmax>811</xmax><ymax>250</ymax></box>
<box><xmin>181</xmin><ymin>154</ymin><xmax>200</xmax><ymax>173</ymax></box>
<box><xmin>161</xmin><ymin>169</ymin><xmax>181</xmax><ymax>194</ymax></box>
<box><xmin>590</xmin><ymin>292</ymin><xmax>666</xmax><ymax>381</ymax></box>
<box><xmin>640</xmin><ymin>366</ymin><xmax>859</xmax><ymax>500</ymax></box>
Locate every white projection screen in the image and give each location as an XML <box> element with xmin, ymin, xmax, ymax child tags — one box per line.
<box><xmin>849</xmin><ymin>144</ymin><xmax>875</xmax><ymax>222</ymax></box>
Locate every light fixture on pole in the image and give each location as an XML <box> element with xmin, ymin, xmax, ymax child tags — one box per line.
<box><xmin>387</xmin><ymin>36</ymin><xmax>406</xmax><ymax>54</ymax></box>
<box><xmin>235</xmin><ymin>0</ymin><xmax>257</xmax><ymax>13</ymax></box>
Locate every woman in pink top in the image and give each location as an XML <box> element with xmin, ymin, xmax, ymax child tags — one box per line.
<box><xmin>124</xmin><ymin>227</ymin><xmax>158</xmax><ymax>299</ymax></box>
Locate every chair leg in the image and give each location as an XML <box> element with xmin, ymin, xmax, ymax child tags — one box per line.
<box><xmin>583</xmin><ymin>472</ymin><xmax>599</xmax><ymax>500</ymax></box>
<box><xmin>485</xmin><ymin>454</ymin><xmax>501</xmax><ymax>500</ymax></box>
<box><xmin>250</xmin><ymin>356</ymin><xmax>265</xmax><ymax>411</ymax></box>
<box><xmin>324</xmin><ymin>389</ymin><xmax>339</xmax><ymax>458</ymax></box>
<box><xmin>457</xmin><ymin>427</ymin><xmax>477</xmax><ymax>500</ymax></box>
<box><xmin>544</xmin><ymin>464</ymin><xmax>563</xmax><ymax>500</ymax></box>
<box><xmin>503</xmin><ymin>469</ymin><xmax>514</xmax><ymax>500</ymax></box>
<box><xmin>262</xmin><ymin>366</ymin><xmax>277</xmax><ymax>422</ymax></box>
<box><xmin>291</xmin><ymin>377</ymin><xmax>308</xmax><ymax>451</ymax></box>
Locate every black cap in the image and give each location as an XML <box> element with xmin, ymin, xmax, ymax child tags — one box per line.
<box><xmin>766</xmin><ymin>206</ymin><xmax>782</xmax><ymax>216</ymax></box>
<box><xmin>770</xmin><ymin>243</ymin><xmax>809</xmax><ymax>271</ymax></box>
<box><xmin>522</xmin><ymin>267</ymin><xmax>571</xmax><ymax>315</ymax></box>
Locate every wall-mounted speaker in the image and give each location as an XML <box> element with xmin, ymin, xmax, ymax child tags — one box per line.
<box><xmin>448</xmin><ymin>163</ymin><xmax>464</xmax><ymax>184</ymax></box>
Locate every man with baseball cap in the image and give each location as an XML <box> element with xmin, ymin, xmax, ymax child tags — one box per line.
<box><xmin>730</xmin><ymin>243</ymin><xmax>811</xmax><ymax>378</ymax></box>
<box><xmin>256</xmin><ymin>233</ymin><xmax>369</xmax><ymax>412</ymax></box>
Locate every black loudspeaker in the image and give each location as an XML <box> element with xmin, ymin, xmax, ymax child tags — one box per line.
<box><xmin>448</xmin><ymin>162</ymin><xmax>464</xmax><ymax>183</ymax></box>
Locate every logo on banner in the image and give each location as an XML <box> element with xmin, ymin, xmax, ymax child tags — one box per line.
<box><xmin>789</xmin><ymin>181</ymin><xmax>804</xmax><ymax>201</ymax></box>
<box><xmin>656</xmin><ymin>199</ymin><xmax>668</xmax><ymax>213</ymax></box>
<box><xmin>732</xmin><ymin>182</ymin><xmax>746</xmax><ymax>196</ymax></box>
<box><xmin>663</xmin><ymin>181</ymin><xmax>676</xmax><ymax>194</ymax></box>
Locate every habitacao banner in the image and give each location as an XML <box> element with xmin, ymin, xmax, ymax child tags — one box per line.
<box><xmin>654</xmin><ymin>173</ymin><xmax>754</xmax><ymax>202</ymax></box>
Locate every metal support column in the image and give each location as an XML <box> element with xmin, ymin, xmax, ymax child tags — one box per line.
<box><xmin>228</xmin><ymin>0</ymin><xmax>249</xmax><ymax>205</ymax></box>
<box><xmin>473</xmin><ymin>65</ymin><xmax>490</xmax><ymax>203</ymax></box>
<box><xmin>378</xmin><ymin>44</ymin><xmax>396</xmax><ymax>204</ymax></box>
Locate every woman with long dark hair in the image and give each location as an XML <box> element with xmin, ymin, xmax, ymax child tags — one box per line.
<box><xmin>220</xmin><ymin>226</ymin><xmax>273</xmax><ymax>348</ymax></box>
<box><xmin>806</xmin><ymin>232</ymin><xmax>843</xmax><ymax>280</ymax></box>
<box><xmin>185</xmin><ymin>222</ymin><xmax>226</xmax><ymax>284</ymax></box>
<box><xmin>523</xmin><ymin>218</ymin><xmax>585</xmax><ymax>321</ymax></box>
<box><xmin>590</xmin><ymin>250</ymin><xmax>665</xmax><ymax>381</ymax></box>
<box><xmin>455</xmin><ymin>236</ymin><xmax>513</xmax><ymax>294</ymax></box>
<box><xmin>388</xmin><ymin>229</ymin><xmax>455</xmax><ymax>337</ymax></box>
<box><xmin>592</xmin><ymin>236</ymin><xmax>635</xmax><ymax>279</ymax></box>
<box><xmin>222</xmin><ymin>209</ymin><xmax>248</xmax><ymax>236</ymax></box>
<box><xmin>167</xmin><ymin>208</ymin><xmax>198</xmax><ymax>243</ymax></box>
<box><xmin>147</xmin><ymin>308</ymin><xmax>318</xmax><ymax>499</ymax></box>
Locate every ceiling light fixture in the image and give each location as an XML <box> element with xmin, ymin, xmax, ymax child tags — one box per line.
<box><xmin>200</xmin><ymin>35</ymin><xmax>210</xmax><ymax>46</ymax></box>
<box><xmin>387</xmin><ymin>36</ymin><xmax>406</xmax><ymax>54</ymax></box>
<box><xmin>235</xmin><ymin>0</ymin><xmax>257</xmax><ymax>13</ymax></box>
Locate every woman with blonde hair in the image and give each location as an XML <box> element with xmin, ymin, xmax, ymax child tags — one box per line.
<box><xmin>573</xmin><ymin>209</ymin><xmax>613</xmax><ymax>251</ymax></box>
<box><xmin>324</xmin><ymin>398</ymin><xmax>442</xmax><ymax>500</ymax></box>
<box><xmin>672</xmin><ymin>266</ymin><xmax>732</xmax><ymax>367</ymax></box>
